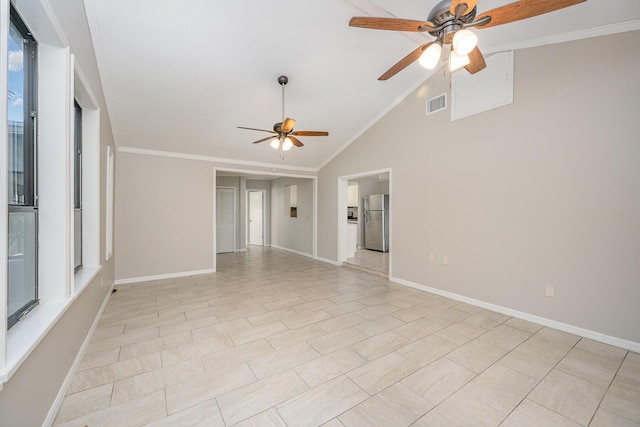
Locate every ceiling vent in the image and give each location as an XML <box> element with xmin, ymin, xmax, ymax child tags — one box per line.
<box><xmin>426</xmin><ymin>93</ymin><xmax>447</xmax><ymax>116</ymax></box>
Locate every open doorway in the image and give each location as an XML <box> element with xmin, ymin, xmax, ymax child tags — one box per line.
<box><xmin>248</xmin><ymin>190</ymin><xmax>264</xmax><ymax>246</ymax></box>
<box><xmin>338</xmin><ymin>169</ymin><xmax>391</xmax><ymax>277</ymax></box>
<box><xmin>212</xmin><ymin>168</ymin><xmax>317</xmax><ymax>272</ymax></box>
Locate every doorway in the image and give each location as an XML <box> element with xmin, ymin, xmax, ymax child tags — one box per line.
<box><xmin>338</xmin><ymin>169</ymin><xmax>392</xmax><ymax>277</ymax></box>
<box><xmin>216</xmin><ymin>187</ymin><xmax>236</xmax><ymax>253</ymax></box>
<box><xmin>249</xmin><ymin>190</ymin><xmax>264</xmax><ymax>246</ymax></box>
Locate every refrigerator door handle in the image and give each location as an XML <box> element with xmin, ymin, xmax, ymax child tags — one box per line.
<box><xmin>363</xmin><ymin>197</ymin><xmax>368</xmax><ymax>221</ymax></box>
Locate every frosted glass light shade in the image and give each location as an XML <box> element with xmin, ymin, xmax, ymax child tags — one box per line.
<box><xmin>418</xmin><ymin>43</ymin><xmax>442</xmax><ymax>70</ymax></box>
<box><xmin>282</xmin><ymin>137</ymin><xmax>293</xmax><ymax>151</ymax></box>
<box><xmin>449</xmin><ymin>50</ymin><xmax>470</xmax><ymax>71</ymax></box>
<box><xmin>452</xmin><ymin>29</ymin><xmax>477</xmax><ymax>56</ymax></box>
<box><xmin>270</xmin><ymin>138</ymin><xmax>280</xmax><ymax>149</ymax></box>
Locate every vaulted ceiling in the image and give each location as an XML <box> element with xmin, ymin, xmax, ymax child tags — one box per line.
<box><xmin>83</xmin><ymin>0</ymin><xmax>640</xmax><ymax>170</ymax></box>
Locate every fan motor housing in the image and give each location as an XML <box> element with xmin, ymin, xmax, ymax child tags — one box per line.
<box><xmin>427</xmin><ymin>0</ymin><xmax>477</xmax><ymax>43</ymax></box>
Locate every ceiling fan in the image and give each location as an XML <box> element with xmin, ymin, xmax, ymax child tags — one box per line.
<box><xmin>238</xmin><ymin>75</ymin><xmax>329</xmax><ymax>151</ymax></box>
<box><xmin>349</xmin><ymin>0</ymin><xmax>587</xmax><ymax>80</ymax></box>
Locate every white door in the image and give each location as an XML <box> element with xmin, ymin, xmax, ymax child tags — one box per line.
<box><xmin>249</xmin><ymin>191</ymin><xmax>263</xmax><ymax>246</ymax></box>
<box><xmin>216</xmin><ymin>187</ymin><xmax>235</xmax><ymax>253</ymax></box>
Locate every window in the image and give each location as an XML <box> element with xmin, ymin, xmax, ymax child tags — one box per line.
<box><xmin>7</xmin><ymin>6</ymin><xmax>38</xmax><ymax>329</ymax></box>
<box><xmin>73</xmin><ymin>101</ymin><xmax>83</xmax><ymax>271</ymax></box>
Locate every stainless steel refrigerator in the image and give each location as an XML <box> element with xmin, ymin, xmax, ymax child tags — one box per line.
<box><xmin>363</xmin><ymin>194</ymin><xmax>389</xmax><ymax>252</ymax></box>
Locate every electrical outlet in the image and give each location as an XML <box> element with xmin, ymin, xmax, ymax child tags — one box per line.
<box><xmin>428</xmin><ymin>253</ymin><xmax>434</xmax><ymax>262</ymax></box>
<box><xmin>545</xmin><ymin>285</ymin><xmax>555</xmax><ymax>298</ymax></box>
<box><xmin>159</xmin><ymin>254</ymin><xmax>164</xmax><ymax>263</ymax></box>
<box><xmin>443</xmin><ymin>256</ymin><xmax>449</xmax><ymax>265</ymax></box>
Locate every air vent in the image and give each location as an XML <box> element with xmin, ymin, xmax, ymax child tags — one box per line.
<box><xmin>426</xmin><ymin>93</ymin><xmax>447</xmax><ymax>115</ymax></box>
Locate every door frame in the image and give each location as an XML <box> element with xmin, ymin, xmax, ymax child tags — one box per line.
<box><xmin>248</xmin><ymin>189</ymin><xmax>265</xmax><ymax>247</ymax></box>
<box><xmin>213</xmin><ymin>167</ymin><xmax>317</xmax><ymax>272</ymax></box>
<box><xmin>215</xmin><ymin>186</ymin><xmax>237</xmax><ymax>254</ymax></box>
<box><xmin>337</xmin><ymin>168</ymin><xmax>392</xmax><ymax>276</ymax></box>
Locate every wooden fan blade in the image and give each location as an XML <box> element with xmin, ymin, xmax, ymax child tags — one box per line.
<box><xmin>237</xmin><ymin>126</ymin><xmax>275</xmax><ymax>134</ymax></box>
<box><xmin>291</xmin><ymin>131</ymin><xmax>329</xmax><ymax>137</ymax></box>
<box><xmin>289</xmin><ymin>136</ymin><xmax>304</xmax><ymax>147</ymax></box>
<box><xmin>464</xmin><ymin>46</ymin><xmax>486</xmax><ymax>74</ymax></box>
<box><xmin>475</xmin><ymin>0</ymin><xmax>586</xmax><ymax>29</ymax></box>
<box><xmin>349</xmin><ymin>17</ymin><xmax>433</xmax><ymax>32</ymax></box>
<box><xmin>252</xmin><ymin>136</ymin><xmax>276</xmax><ymax>144</ymax></box>
<box><xmin>450</xmin><ymin>0</ymin><xmax>478</xmax><ymax>16</ymax></box>
<box><xmin>281</xmin><ymin>118</ymin><xmax>296</xmax><ymax>133</ymax></box>
<box><xmin>379</xmin><ymin>42</ymin><xmax>434</xmax><ymax>81</ymax></box>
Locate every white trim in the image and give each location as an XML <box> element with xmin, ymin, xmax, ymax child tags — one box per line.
<box><xmin>43</xmin><ymin>279</ymin><xmax>115</xmax><ymax>427</ymax></box>
<box><xmin>315</xmin><ymin>256</ymin><xmax>341</xmax><ymax>266</ymax></box>
<box><xmin>105</xmin><ymin>145</ymin><xmax>114</xmax><ymax>260</ymax></box>
<box><xmin>247</xmin><ymin>189</ymin><xmax>266</xmax><ymax>247</ymax></box>
<box><xmin>73</xmin><ymin>266</ymin><xmax>102</xmax><ymax>296</ymax></box>
<box><xmin>270</xmin><ymin>244</ymin><xmax>314</xmax><ymax>260</ymax></box>
<box><xmin>390</xmin><ymin>275</ymin><xmax>640</xmax><ymax>353</ymax></box>
<box><xmin>0</xmin><ymin>0</ymin><xmax>10</xmax><ymax>371</ymax></box>
<box><xmin>483</xmin><ymin>20</ymin><xmax>640</xmax><ymax>57</ymax></box>
<box><xmin>12</xmin><ymin>0</ymin><xmax>68</xmax><ymax>48</ymax></box>
<box><xmin>118</xmin><ymin>146</ymin><xmax>317</xmax><ymax>173</ymax></box>
<box><xmin>114</xmin><ymin>269</ymin><xmax>215</xmax><ymax>286</ymax></box>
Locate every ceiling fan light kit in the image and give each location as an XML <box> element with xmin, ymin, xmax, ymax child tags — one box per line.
<box><xmin>348</xmin><ymin>0</ymin><xmax>587</xmax><ymax>80</ymax></box>
<box><xmin>238</xmin><ymin>75</ymin><xmax>329</xmax><ymax>151</ymax></box>
<box><xmin>418</xmin><ymin>42</ymin><xmax>442</xmax><ymax>70</ymax></box>
<box><xmin>449</xmin><ymin>49</ymin><xmax>471</xmax><ymax>71</ymax></box>
<box><xmin>452</xmin><ymin>29</ymin><xmax>478</xmax><ymax>55</ymax></box>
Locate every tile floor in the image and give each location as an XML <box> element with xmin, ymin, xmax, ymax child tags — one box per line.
<box><xmin>344</xmin><ymin>248</ymin><xmax>389</xmax><ymax>277</ymax></box>
<box><xmin>54</xmin><ymin>247</ymin><xmax>640</xmax><ymax>426</ymax></box>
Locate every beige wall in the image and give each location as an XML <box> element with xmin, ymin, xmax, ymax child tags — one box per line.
<box><xmin>115</xmin><ymin>155</ymin><xmax>315</xmax><ymax>280</ymax></box>
<box><xmin>318</xmin><ymin>31</ymin><xmax>640</xmax><ymax>344</ymax></box>
<box><xmin>271</xmin><ymin>177</ymin><xmax>315</xmax><ymax>255</ymax></box>
<box><xmin>115</xmin><ymin>152</ymin><xmax>215</xmax><ymax>280</ymax></box>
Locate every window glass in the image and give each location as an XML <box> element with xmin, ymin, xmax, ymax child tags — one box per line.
<box><xmin>7</xmin><ymin>7</ymin><xmax>39</xmax><ymax>328</ymax></box>
<box><xmin>74</xmin><ymin>101</ymin><xmax>82</xmax><ymax>271</ymax></box>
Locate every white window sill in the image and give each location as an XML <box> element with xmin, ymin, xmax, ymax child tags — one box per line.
<box><xmin>2</xmin><ymin>300</ymin><xmax>69</xmax><ymax>384</ymax></box>
<box><xmin>0</xmin><ymin>265</ymin><xmax>102</xmax><ymax>386</ymax></box>
<box><xmin>74</xmin><ymin>265</ymin><xmax>102</xmax><ymax>294</ymax></box>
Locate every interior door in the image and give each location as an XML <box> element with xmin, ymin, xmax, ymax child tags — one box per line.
<box><xmin>216</xmin><ymin>187</ymin><xmax>235</xmax><ymax>253</ymax></box>
<box><xmin>249</xmin><ymin>191</ymin><xmax>263</xmax><ymax>246</ymax></box>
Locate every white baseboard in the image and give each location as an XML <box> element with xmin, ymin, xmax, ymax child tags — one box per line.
<box><xmin>315</xmin><ymin>256</ymin><xmax>341</xmax><ymax>266</ymax></box>
<box><xmin>269</xmin><ymin>244</ymin><xmax>314</xmax><ymax>259</ymax></box>
<box><xmin>43</xmin><ymin>280</ymin><xmax>116</xmax><ymax>427</ymax></box>
<box><xmin>114</xmin><ymin>269</ymin><xmax>215</xmax><ymax>285</ymax></box>
<box><xmin>390</xmin><ymin>275</ymin><xmax>640</xmax><ymax>353</ymax></box>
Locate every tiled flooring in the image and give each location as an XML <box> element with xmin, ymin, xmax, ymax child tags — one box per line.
<box><xmin>54</xmin><ymin>247</ymin><xmax>640</xmax><ymax>426</ymax></box>
<box><xmin>345</xmin><ymin>248</ymin><xmax>389</xmax><ymax>277</ymax></box>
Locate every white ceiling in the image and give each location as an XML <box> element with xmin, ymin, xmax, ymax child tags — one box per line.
<box><xmin>84</xmin><ymin>0</ymin><xmax>640</xmax><ymax>170</ymax></box>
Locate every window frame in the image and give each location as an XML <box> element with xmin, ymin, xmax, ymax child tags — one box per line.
<box><xmin>7</xmin><ymin>4</ymin><xmax>39</xmax><ymax>330</ymax></box>
<box><xmin>73</xmin><ymin>100</ymin><xmax>82</xmax><ymax>272</ymax></box>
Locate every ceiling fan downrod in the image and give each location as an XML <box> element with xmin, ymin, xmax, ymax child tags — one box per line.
<box><xmin>278</xmin><ymin>75</ymin><xmax>288</xmax><ymax>124</ymax></box>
